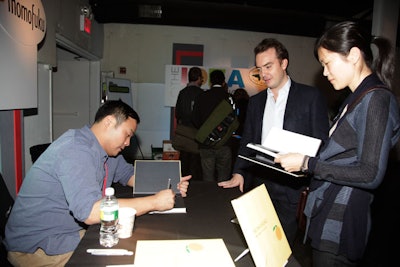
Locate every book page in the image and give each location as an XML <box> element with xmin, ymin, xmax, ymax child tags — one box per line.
<box><xmin>246</xmin><ymin>143</ymin><xmax>278</xmax><ymax>158</ymax></box>
<box><xmin>231</xmin><ymin>184</ymin><xmax>292</xmax><ymax>267</ymax></box>
<box><xmin>263</xmin><ymin>127</ymin><xmax>321</xmax><ymax>156</ymax></box>
<box><xmin>134</xmin><ymin>239</ymin><xmax>235</xmax><ymax>267</ymax></box>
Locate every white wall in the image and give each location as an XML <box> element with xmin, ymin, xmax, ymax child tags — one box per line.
<box><xmin>100</xmin><ymin>23</ymin><xmax>349</xmax><ymax>112</ymax></box>
<box><xmin>23</xmin><ymin>64</ymin><xmax>52</xmax><ymax>172</ymax></box>
<box><xmin>132</xmin><ymin>83</ymin><xmax>171</xmax><ymax>158</ymax></box>
<box><xmin>52</xmin><ymin>58</ymin><xmax>91</xmax><ymax>139</ymax></box>
<box><xmin>101</xmin><ymin>24</ymin><xmax>324</xmax><ymax>87</ymax></box>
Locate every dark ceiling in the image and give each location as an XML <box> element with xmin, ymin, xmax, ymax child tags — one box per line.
<box><xmin>89</xmin><ymin>0</ymin><xmax>395</xmax><ymax>42</ymax></box>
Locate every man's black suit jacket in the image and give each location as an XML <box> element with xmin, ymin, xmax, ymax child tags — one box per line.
<box><xmin>233</xmin><ymin>80</ymin><xmax>329</xmax><ymax>203</ymax></box>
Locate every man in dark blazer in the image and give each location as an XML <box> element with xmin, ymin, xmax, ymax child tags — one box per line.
<box><xmin>219</xmin><ymin>38</ymin><xmax>329</xmax><ymax>245</ymax></box>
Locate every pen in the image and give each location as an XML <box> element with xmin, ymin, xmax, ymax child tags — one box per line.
<box><xmin>86</xmin><ymin>249</ymin><xmax>133</xmax><ymax>256</ymax></box>
<box><xmin>234</xmin><ymin>248</ymin><xmax>250</xmax><ymax>262</ymax></box>
<box><xmin>230</xmin><ymin>217</ymin><xmax>239</xmax><ymax>224</ymax></box>
<box><xmin>167</xmin><ymin>178</ymin><xmax>171</xmax><ymax>189</ymax></box>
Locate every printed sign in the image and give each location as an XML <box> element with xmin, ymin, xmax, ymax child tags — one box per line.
<box><xmin>0</xmin><ymin>0</ymin><xmax>46</xmax><ymax>45</ymax></box>
<box><xmin>165</xmin><ymin>65</ymin><xmax>266</xmax><ymax>107</ymax></box>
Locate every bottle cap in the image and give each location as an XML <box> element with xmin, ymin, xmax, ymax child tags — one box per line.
<box><xmin>105</xmin><ymin>187</ymin><xmax>115</xmax><ymax>196</ymax></box>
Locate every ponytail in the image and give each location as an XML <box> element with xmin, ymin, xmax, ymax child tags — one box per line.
<box><xmin>371</xmin><ymin>37</ymin><xmax>395</xmax><ymax>89</ymax></box>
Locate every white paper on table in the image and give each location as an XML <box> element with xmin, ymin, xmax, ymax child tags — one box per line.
<box><xmin>134</xmin><ymin>239</ymin><xmax>235</xmax><ymax>267</ymax></box>
<box><xmin>149</xmin><ymin>208</ymin><xmax>186</xmax><ymax>214</ymax></box>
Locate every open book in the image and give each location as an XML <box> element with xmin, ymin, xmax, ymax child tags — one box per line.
<box><xmin>259</xmin><ymin>127</ymin><xmax>322</xmax><ymax>157</ymax></box>
<box><xmin>231</xmin><ymin>184</ymin><xmax>292</xmax><ymax>267</ymax></box>
<box><xmin>238</xmin><ymin>154</ymin><xmax>304</xmax><ymax>177</ymax></box>
<box><xmin>240</xmin><ymin>127</ymin><xmax>322</xmax><ymax>177</ymax></box>
<box><xmin>246</xmin><ymin>143</ymin><xmax>279</xmax><ymax>158</ymax></box>
<box><xmin>134</xmin><ymin>239</ymin><xmax>235</xmax><ymax>267</ymax></box>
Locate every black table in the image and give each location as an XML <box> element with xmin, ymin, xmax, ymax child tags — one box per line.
<box><xmin>66</xmin><ymin>181</ymin><xmax>301</xmax><ymax>267</ymax></box>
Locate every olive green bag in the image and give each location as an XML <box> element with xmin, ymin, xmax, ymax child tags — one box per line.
<box><xmin>171</xmin><ymin>124</ymin><xmax>199</xmax><ymax>154</ymax></box>
<box><xmin>195</xmin><ymin>99</ymin><xmax>239</xmax><ymax>148</ymax></box>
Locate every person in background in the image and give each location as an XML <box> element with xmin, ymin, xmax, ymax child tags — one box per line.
<box><xmin>174</xmin><ymin>66</ymin><xmax>204</xmax><ymax>181</ymax></box>
<box><xmin>275</xmin><ymin>21</ymin><xmax>400</xmax><ymax>267</ymax></box>
<box><xmin>4</xmin><ymin>100</ymin><xmax>191</xmax><ymax>267</ymax></box>
<box><xmin>192</xmin><ymin>69</ymin><xmax>234</xmax><ymax>182</ymax></box>
<box><xmin>218</xmin><ymin>38</ymin><xmax>330</xmax><ymax>246</ymax></box>
<box><xmin>230</xmin><ymin>88</ymin><xmax>250</xmax><ymax>169</ymax></box>
<box><xmin>232</xmin><ymin>88</ymin><xmax>249</xmax><ymax>138</ymax></box>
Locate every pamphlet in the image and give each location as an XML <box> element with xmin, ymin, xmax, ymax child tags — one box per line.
<box><xmin>134</xmin><ymin>238</ymin><xmax>235</xmax><ymax>267</ymax></box>
<box><xmin>231</xmin><ymin>184</ymin><xmax>292</xmax><ymax>267</ymax></box>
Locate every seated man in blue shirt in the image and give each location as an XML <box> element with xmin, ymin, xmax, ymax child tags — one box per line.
<box><xmin>4</xmin><ymin>99</ymin><xmax>191</xmax><ymax>267</ymax></box>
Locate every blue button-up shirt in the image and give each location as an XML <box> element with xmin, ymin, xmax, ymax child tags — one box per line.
<box><xmin>4</xmin><ymin>125</ymin><xmax>134</xmax><ymax>254</ymax></box>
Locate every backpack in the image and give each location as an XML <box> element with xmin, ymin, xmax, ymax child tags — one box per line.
<box><xmin>195</xmin><ymin>98</ymin><xmax>239</xmax><ymax>148</ymax></box>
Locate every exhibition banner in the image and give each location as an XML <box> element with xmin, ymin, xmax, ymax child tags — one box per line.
<box><xmin>165</xmin><ymin>65</ymin><xmax>266</xmax><ymax>107</ymax></box>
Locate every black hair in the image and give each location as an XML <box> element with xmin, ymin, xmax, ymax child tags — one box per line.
<box><xmin>254</xmin><ymin>38</ymin><xmax>290</xmax><ymax>66</ymax></box>
<box><xmin>94</xmin><ymin>99</ymin><xmax>140</xmax><ymax>126</ymax></box>
<box><xmin>233</xmin><ymin>88</ymin><xmax>249</xmax><ymax>100</ymax></box>
<box><xmin>210</xmin><ymin>69</ymin><xmax>225</xmax><ymax>86</ymax></box>
<box><xmin>314</xmin><ymin>21</ymin><xmax>395</xmax><ymax>89</ymax></box>
<box><xmin>188</xmin><ymin>67</ymin><xmax>202</xmax><ymax>82</ymax></box>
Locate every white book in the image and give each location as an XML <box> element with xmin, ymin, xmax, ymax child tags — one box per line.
<box><xmin>246</xmin><ymin>143</ymin><xmax>279</xmax><ymax>158</ymax></box>
<box><xmin>263</xmin><ymin>127</ymin><xmax>322</xmax><ymax>157</ymax></box>
<box><xmin>241</xmin><ymin>128</ymin><xmax>321</xmax><ymax>177</ymax></box>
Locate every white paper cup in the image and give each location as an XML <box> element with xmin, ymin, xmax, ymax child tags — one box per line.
<box><xmin>118</xmin><ymin>207</ymin><xmax>136</xmax><ymax>238</ymax></box>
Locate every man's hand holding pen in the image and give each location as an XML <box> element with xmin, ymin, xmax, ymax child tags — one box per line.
<box><xmin>167</xmin><ymin>178</ymin><xmax>172</xmax><ymax>189</ymax></box>
<box><xmin>150</xmin><ymin>175</ymin><xmax>192</xmax><ymax>211</ymax></box>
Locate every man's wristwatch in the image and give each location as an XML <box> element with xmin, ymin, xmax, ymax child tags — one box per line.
<box><xmin>301</xmin><ymin>156</ymin><xmax>309</xmax><ymax>173</ymax></box>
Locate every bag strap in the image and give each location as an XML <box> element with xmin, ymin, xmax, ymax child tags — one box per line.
<box><xmin>332</xmin><ymin>85</ymin><xmax>391</xmax><ymax>125</ymax></box>
<box><xmin>347</xmin><ymin>85</ymin><xmax>390</xmax><ymax>113</ymax></box>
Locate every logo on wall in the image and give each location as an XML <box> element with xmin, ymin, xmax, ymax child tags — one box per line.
<box><xmin>0</xmin><ymin>0</ymin><xmax>46</xmax><ymax>45</ymax></box>
<box><xmin>248</xmin><ymin>67</ymin><xmax>265</xmax><ymax>88</ymax></box>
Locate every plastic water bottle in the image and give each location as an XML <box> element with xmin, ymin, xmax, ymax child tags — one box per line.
<box><xmin>99</xmin><ymin>187</ymin><xmax>119</xmax><ymax>247</ymax></box>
